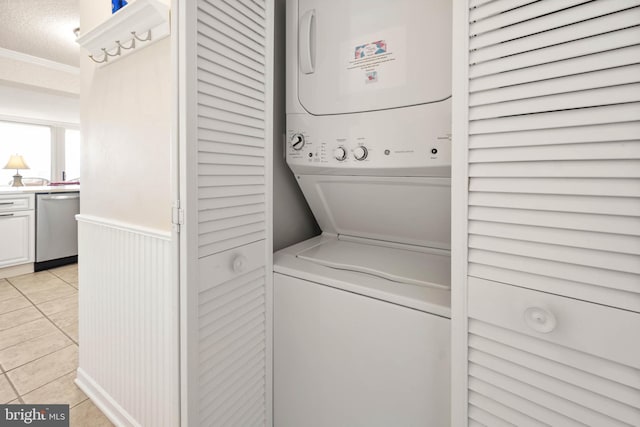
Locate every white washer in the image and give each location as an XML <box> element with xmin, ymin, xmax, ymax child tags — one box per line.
<box><xmin>275</xmin><ymin>0</ymin><xmax>452</xmax><ymax>425</ymax></box>
<box><xmin>274</xmin><ymin>235</ymin><xmax>450</xmax><ymax>427</ymax></box>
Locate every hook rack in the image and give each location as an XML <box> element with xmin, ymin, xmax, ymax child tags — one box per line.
<box><xmin>76</xmin><ymin>0</ymin><xmax>169</xmax><ymax>67</ymax></box>
<box><xmin>88</xmin><ymin>31</ymin><xmax>152</xmax><ymax>64</ymax></box>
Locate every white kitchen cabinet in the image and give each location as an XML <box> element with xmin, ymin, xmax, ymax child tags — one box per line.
<box><xmin>452</xmin><ymin>1</ymin><xmax>640</xmax><ymax>425</ymax></box>
<box><xmin>0</xmin><ymin>194</ymin><xmax>35</xmax><ymax>269</ymax></box>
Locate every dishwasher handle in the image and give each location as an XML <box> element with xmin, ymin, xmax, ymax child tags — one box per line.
<box><xmin>39</xmin><ymin>194</ymin><xmax>80</xmax><ymax>201</ymax></box>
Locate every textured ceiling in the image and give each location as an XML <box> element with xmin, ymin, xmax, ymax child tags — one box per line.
<box><xmin>0</xmin><ymin>0</ymin><xmax>80</xmax><ymax>67</ymax></box>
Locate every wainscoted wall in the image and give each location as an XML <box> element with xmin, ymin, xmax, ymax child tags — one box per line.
<box><xmin>76</xmin><ymin>215</ymin><xmax>178</xmax><ymax>427</ymax></box>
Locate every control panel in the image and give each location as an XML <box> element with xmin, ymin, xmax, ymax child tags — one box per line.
<box><xmin>286</xmin><ymin>99</ymin><xmax>452</xmax><ymax>176</ymax></box>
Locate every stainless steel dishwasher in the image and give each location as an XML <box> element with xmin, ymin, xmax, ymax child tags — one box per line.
<box><xmin>35</xmin><ymin>192</ymin><xmax>80</xmax><ymax>271</ymax></box>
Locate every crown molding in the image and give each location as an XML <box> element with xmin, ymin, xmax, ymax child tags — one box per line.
<box><xmin>0</xmin><ymin>47</ymin><xmax>80</xmax><ymax>75</ymax></box>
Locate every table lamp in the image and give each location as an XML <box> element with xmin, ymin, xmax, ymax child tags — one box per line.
<box><xmin>3</xmin><ymin>154</ymin><xmax>30</xmax><ymax>187</ymax></box>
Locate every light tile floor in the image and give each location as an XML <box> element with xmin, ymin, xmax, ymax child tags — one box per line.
<box><xmin>0</xmin><ymin>264</ymin><xmax>113</xmax><ymax>426</ymax></box>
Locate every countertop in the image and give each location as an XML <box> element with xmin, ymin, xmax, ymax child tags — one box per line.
<box><xmin>0</xmin><ymin>185</ymin><xmax>80</xmax><ymax>196</ymax></box>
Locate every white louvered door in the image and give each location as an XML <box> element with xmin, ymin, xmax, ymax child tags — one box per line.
<box><xmin>179</xmin><ymin>0</ymin><xmax>274</xmax><ymax>426</ymax></box>
<box><xmin>453</xmin><ymin>1</ymin><xmax>640</xmax><ymax>426</ymax></box>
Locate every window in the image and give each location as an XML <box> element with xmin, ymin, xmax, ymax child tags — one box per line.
<box><xmin>0</xmin><ymin>120</ymin><xmax>80</xmax><ymax>186</ymax></box>
<box><xmin>65</xmin><ymin>129</ymin><xmax>81</xmax><ymax>181</ymax></box>
<box><xmin>0</xmin><ymin>122</ymin><xmax>51</xmax><ymax>185</ymax></box>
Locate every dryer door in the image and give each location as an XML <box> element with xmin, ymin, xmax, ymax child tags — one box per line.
<box><xmin>296</xmin><ymin>0</ymin><xmax>451</xmax><ymax>115</ymax></box>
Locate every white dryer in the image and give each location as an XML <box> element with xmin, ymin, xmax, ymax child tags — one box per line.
<box><xmin>275</xmin><ymin>0</ymin><xmax>452</xmax><ymax>425</ymax></box>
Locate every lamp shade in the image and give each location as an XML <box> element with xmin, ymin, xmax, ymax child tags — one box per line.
<box><xmin>3</xmin><ymin>154</ymin><xmax>29</xmax><ymax>170</ymax></box>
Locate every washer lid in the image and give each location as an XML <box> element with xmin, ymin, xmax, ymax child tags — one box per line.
<box><xmin>296</xmin><ymin>238</ymin><xmax>450</xmax><ymax>289</ymax></box>
<box><xmin>274</xmin><ymin>234</ymin><xmax>451</xmax><ymax>316</ymax></box>
<box><xmin>297</xmin><ymin>175</ymin><xmax>451</xmax><ymax>250</ymax></box>
<box><xmin>297</xmin><ymin>0</ymin><xmax>452</xmax><ymax>115</ymax></box>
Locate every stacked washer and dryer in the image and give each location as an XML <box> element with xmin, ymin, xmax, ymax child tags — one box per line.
<box><xmin>274</xmin><ymin>0</ymin><xmax>452</xmax><ymax>425</ymax></box>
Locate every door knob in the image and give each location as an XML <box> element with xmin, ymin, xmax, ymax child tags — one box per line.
<box><xmin>232</xmin><ymin>255</ymin><xmax>248</xmax><ymax>274</ymax></box>
<box><xmin>524</xmin><ymin>307</ymin><xmax>557</xmax><ymax>334</ymax></box>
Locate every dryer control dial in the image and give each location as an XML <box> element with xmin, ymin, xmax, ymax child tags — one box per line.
<box><xmin>334</xmin><ymin>147</ymin><xmax>347</xmax><ymax>161</ymax></box>
<box><xmin>353</xmin><ymin>146</ymin><xmax>368</xmax><ymax>161</ymax></box>
<box><xmin>290</xmin><ymin>133</ymin><xmax>305</xmax><ymax>150</ymax></box>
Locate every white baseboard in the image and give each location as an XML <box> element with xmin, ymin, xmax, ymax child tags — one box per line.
<box><xmin>75</xmin><ymin>368</ymin><xmax>140</xmax><ymax>427</ymax></box>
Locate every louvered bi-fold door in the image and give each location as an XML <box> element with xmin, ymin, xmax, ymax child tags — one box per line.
<box><xmin>454</xmin><ymin>1</ymin><xmax>640</xmax><ymax>426</ymax></box>
<box><xmin>179</xmin><ymin>0</ymin><xmax>274</xmax><ymax>426</ymax></box>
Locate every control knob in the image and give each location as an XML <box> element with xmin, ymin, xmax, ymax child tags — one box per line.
<box><xmin>290</xmin><ymin>133</ymin><xmax>305</xmax><ymax>150</ymax></box>
<box><xmin>334</xmin><ymin>147</ymin><xmax>347</xmax><ymax>161</ymax></box>
<box><xmin>353</xmin><ymin>146</ymin><xmax>368</xmax><ymax>161</ymax></box>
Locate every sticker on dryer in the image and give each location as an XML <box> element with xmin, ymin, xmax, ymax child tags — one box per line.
<box><xmin>365</xmin><ymin>71</ymin><xmax>378</xmax><ymax>84</ymax></box>
<box><xmin>347</xmin><ymin>39</ymin><xmax>396</xmax><ymax>75</ymax></box>
<box><xmin>342</xmin><ymin>27</ymin><xmax>406</xmax><ymax>93</ymax></box>
<box><xmin>354</xmin><ymin>40</ymin><xmax>387</xmax><ymax>59</ymax></box>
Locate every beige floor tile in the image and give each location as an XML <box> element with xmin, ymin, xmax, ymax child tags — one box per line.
<box><xmin>59</xmin><ymin>322</ymin><xmax>78</xmax><ymax>343</ymax></box>
<box><xmin>0</xmin><ymin>373</ymin><xmax>17</xmax><ymax>404</ymax></box>
<box><xmin>0</xmin><ymin>306</ymin><xmax>43</xmax><ymax>332</ymax></box>
<box><xmin>0</xmin><ymin>295</ymin><xmax>32</xmax><ymax>315</ymax></box>
<box><xmin>49</xmin><ymin>265</ymin><xmax>78</xmax><ymax>286</ymax></box>
<box><xmin>8</xmin><ymin>398</ymin><xmax>21</xmax><ymax>404</ymax></box>
<box><xmin>22</xmin><ymin>371</ymin><xmax>87</xmax><ymax>408</ymax></box>
<box><xmin>48</xmin><ymin>307</ymin><xmax>78</xmax><ymax>329</ymax></box>
<box><xmin>0</xmin><ymin>280</ymin><xmax>21</xmax><ymax>302</ymax></box>
<box><xmin>0</xmin><ymin>330</ymin><xmax>72</xmax><ymax>371</ymax></box>
<box><xmin>24</xmin><ymin>283</ymin><xmax>77</xmax><ymax>305</ymax></box>
<box><xmin>8</xmin><ymin>271</ymin><xmax>64</xmax><ymax>292</ymax></box>
<box><xmin>6</xmin><ymin>345</ymin><xmax>78</xmax><ymax>395</ymax></box>
<box><xmin>0</xmin><ymin>318</ymin><xmax>58</xmax><ymax>351</ymax></box>
<box><xmin>37</xmin><ymin>293</ymin><xmax>78</xmax><ymax>316</ymax></box>
<box><xmin>7</xmin><ymin>271</ymin><xmax>77</xmax><ymax>305</ymax></box>
<box><xmin>70</xmin><ymin>399</ymin><xmax>114</xmax><ymax>427</ymax></box>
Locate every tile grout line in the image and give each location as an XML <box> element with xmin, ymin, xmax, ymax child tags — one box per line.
<box><xmin>1</xmin><ymin>361</ymin><xmax>24</xmax><ymax>404</ymax></box>
<box><xmin>0</xmin><ymin>289</ymin><xmax>78</xmax><ymax>401</ymax></box>
<box><xmin>6</xmin><ymin>277</ymin><xmax>78</xmax><ymax>346</ymax></box>
<box><xmin>45</xmin><ymin>269</ymin><xmax>88</xmax><ymax>410</ymax></box>
<box><xmin>0</xmin><ymin>296</ymin><xmax>33</xmax><ymax>316</ymax></box>
<box><xmin>16</xmin><ymin>358</ymin><xmax>78</xmax><ymax>398</ymax></box>
<box><xmin>2</xmin><ymin>343</ymin><xmax>78</xmax><ymax>398</ymax></box>
<box><xmin>48</xmin><ymin>268</ymin><xmax>78</xmax><ymax>288</ymax></box>
<box><xmin>5</xmin><ymin>277</ymin><xmax>78</xmax><ymax>308</ymax></box>
<box><xmin>0</xmin><ymin>331</ymin><xmax>74</xmax><ymax>372</ymax></box>
<box><xmin>2</xmin><ymin>267</ymin><xmax>85</xmax><ymax>409</ymax></box>
<box><xmin>0</xmin><ymin>318</ymin><xmax>55</xmax><ymax>352</ymax></box>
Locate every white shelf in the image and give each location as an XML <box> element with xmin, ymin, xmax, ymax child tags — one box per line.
<box><xmin>76</xmin><ymin>0</ymin><xmax>170</xmax><ymax>66</ymax></box>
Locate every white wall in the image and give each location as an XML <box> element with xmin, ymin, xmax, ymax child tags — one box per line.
<box><xmin>77</xmin><ymin>2</ymin><xmax>177</xmax><ymax>426</ymax></box>
<box><xmin>79</xmin><ymin>0</ymin><xmax>171</xmax><ymax>231</ymax></box>
<box><xmin>272</xmin><ymin>0</ymin><xmax>320</xmax><ymax>251</ymax></box>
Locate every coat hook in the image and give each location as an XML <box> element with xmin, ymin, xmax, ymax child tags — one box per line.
<box><xmin>89</xmin><ymin>49</ymin><xmax>109</xmax><ymax>63</ymax></box>
<box><xmin>131</xmin><ymin>30</ymin><xmax>152</xmax><ymax>42</ymax></box>
<box><xmin>117</xmin><ymin>39</ymin><xmax>136</xmax><ymax>50</ymax></box>
<box><xmin>105</xmin><ymin>45</ymin><xmax>121</xmax><ymax>57</ymax></box>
